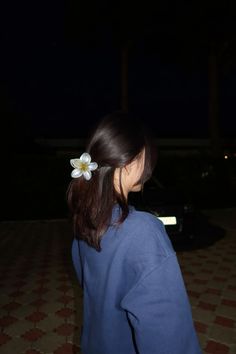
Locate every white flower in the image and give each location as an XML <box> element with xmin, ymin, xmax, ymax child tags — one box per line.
<box><xmin>70</xmin><ymin>153</ymin><xmax>98</xmax><ymax>180</ymax></box>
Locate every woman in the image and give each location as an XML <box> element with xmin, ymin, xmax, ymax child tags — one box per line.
<box><xmin>67</xmin><ymin>111</ymin><xmax>202</xmax><ymax>354</ymax></box>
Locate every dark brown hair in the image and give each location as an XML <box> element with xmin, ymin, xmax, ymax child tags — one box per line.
<box><xmin>67</xmin><ymin>111</ymin><xmax>156</xmax><ymax>251</ymax></box>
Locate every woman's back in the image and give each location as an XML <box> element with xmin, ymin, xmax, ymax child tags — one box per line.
<box><xmin>72</xmin><ymin>206</ymin><xmax>202</xmax><ymax>354</ymax></box>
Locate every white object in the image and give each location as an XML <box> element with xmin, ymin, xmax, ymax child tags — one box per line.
<box><xmin>157</xmin><ymin>216</ymin><xmax>177</xmax><ymax>225</ymax></box>
<box><xmin>70</xmin><ymin>153</ymin><xmax>98</xmax><ymax>180</ymax></box>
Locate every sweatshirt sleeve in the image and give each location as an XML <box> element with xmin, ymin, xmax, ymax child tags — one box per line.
<box><xmin>121</xmin><ymin>254</ymin><xmax>202</xmax><ymax>354</ymax></box>
<box><xmin>71</xmin><ymin>238</ymin><xmax>83</xmax><ymax>286</ymax></box>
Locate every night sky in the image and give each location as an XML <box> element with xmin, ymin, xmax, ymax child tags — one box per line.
<box><xmin>1</xmin><ymin>1</ymin><xmax>236</xmax><ymax>144</ymax></box>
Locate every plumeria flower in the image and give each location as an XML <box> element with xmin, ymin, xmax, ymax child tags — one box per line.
<box><xmin>70</xmin><ymin>153</ymin><xmax>98</xmax><ymax>180</ymax></box>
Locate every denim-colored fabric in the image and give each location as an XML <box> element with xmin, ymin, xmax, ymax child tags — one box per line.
<box><xmin>72</xmin><ymin>206</ymin><xmax>202</xmax><ymax>354</ymax></box>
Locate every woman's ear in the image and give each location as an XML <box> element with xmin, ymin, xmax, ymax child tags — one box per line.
<box><xmin>125</xmin><ymin>159</ymin><xmax>138</xmax><ymax>175</ymax></box>
<box><xmin>124</xmin><ymin>164</ymin><xmax>131</xmax><ymax>175</ymax></box>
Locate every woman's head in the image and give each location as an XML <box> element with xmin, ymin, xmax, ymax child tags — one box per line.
<box><xmin>67</xmin><ymin>111</ymin><xmax>156</xmax><ymax>251</ymax></box>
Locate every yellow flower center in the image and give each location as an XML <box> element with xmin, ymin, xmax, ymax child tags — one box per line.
<box><xmin>79</xmin><ymin>162</ymin><xmax>88</xmax><ymax>172</ymax></box>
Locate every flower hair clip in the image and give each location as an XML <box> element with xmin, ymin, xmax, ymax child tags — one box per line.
<box><xmin>70</xmin><ymin>153</ymin><xmax>98</xmax><ymax>180</ymax></box>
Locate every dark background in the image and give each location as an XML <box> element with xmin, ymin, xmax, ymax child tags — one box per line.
<box><xmin>1</xmin><ymin>1</ymin><xmax>236</xmax><ymax>220</ymax></box>
<box><xmin>1</xmin><ymin>1</ymin><xmax>236</xmax><ymax>140</ymax></box>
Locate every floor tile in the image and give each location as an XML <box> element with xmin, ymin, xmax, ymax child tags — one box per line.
<box><xmin>36</xmin><ymin>314</ymin><xmax>64</xmax><ymax>332</ymax></box>
<box><xmin>4</xmin><ymin>319</ymin><xmax>33</xmax><ymax>337</ymax></box>
<box><xmin>33</xmin><ymin>332</ymin><xmax>65</xmax><ymax>353</ymax></box>
<box><xmin>208</xmin><ymin>324</ymin><xmax>236</xmax><ymax>345</ymax></box>
<box><xmin>0</xmin><ymin>336</ymin><xmax>32</xmax><ymax>354</ymax></box>
<box><xmin>216</xmin><ymin>305</ymin><xmax>236</xmax><ymax>321</ymax></box>
<box><xmin>205</xmin><ymin>340</ymin><xmax>230</xmax><ymax>354</ymax></box>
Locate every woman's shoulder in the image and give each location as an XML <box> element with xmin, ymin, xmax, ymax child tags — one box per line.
<box><xmin>128</xmin><ymin>207</ymin><xmax>164</xmax><ymax>231</ymax></box>
<box><xmin>124</xmin><ymin>207</ymin><xmax>175</xmax><ymax>257</ymax></box>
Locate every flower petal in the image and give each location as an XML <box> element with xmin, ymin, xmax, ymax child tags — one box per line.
<box><xmin>71</xmin><ymin>169</ymin><xmax>83</xmax><ymax>178</ymax></box>
<box><xmin>89</xmin><ymin>162</ymin><xmax>98</xmax><ymax>171</ymax></box>
<box><xmin>80</xmin><ymin>153</ymin><xmax>91</xmax><ymax>164</ymax></box>
<box><xmin>83</xmin><ymin>170</ymin><xmax>92</xmax><ymax>180</ymax></box>
<box><xmin>70</xmin><ymin>159</ymin><xmax>81</xmax><ymax>169</ymax></box>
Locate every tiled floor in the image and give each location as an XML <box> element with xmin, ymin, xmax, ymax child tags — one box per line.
<box><xmin>0</xmin><ymin>209</ymin><xmax>236</xmax><ymax>354</ymax></box>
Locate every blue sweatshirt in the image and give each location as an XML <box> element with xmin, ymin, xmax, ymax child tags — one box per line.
<box><xmin>72</xmin><ymin>206</ymin><xmax>202</xmax><ymax>354</ymax></box>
